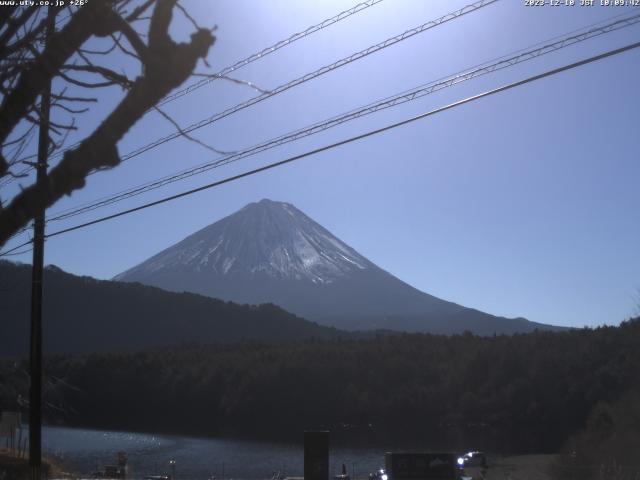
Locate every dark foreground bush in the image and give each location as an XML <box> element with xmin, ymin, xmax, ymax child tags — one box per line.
<box><xmin>550</xmin><ymin>389</ymin><xmax>640</xmax><ymax>479</ymax></box>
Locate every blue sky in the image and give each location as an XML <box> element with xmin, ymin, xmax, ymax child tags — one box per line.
<box><xmin>2</xmin><ymin>0</ymin><xmax>639</xmax><ymax>328</ymax></box>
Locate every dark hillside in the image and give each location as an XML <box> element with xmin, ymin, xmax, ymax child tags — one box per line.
<box><xmin>0</xmin><ymin>260</ymin><xmax>341</xmax><ymax>356</ymax></box>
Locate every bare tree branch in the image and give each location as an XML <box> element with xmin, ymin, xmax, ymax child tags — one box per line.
<box><xmin>61</xmin><ymin>59</ymin><xmax>134</xmax><ymax>89</ymax></box>
<box><xmin>51</xmin><ymin>92</ymin><xmax>98</xmax><ymax>103</ymax></box>
<box><xmin>153</xmin><ymin>105</ymin><xmax>235</xmax><ymax>155</ymax></box>
<box><xmin>58</xmin><ymin>70</ymin><xmax>121</xmax><ymax>89</ymax></box>
<box><xmin>49</xmin><ymin>118</ymin><xmax>76</xmax><ymax>156</ymax></box>
<box><xmin>110</xmin><ymin>32</ymin><xmax>142</xmax><ymax>60</ymax></box>
<box><xmin>79</xmin><ymin>40</ymin><xmax>119</xmax><ymax>56</ymax></box>
<box><xmin>1</xmin><ymin>10</ymin><xmax>48</xmax><ymax>57</ymax></box>
<box><xmin>2</xmin><ymin>124</ymin><xmax>36</xmax><ymax>148</ymax></box>
<box><xmin>0</xmin><ymin>0</ymin><xmax>120</xmax><ymax>176</ymax></box>
<box><xmin>0</xmin><ymin>6</ymin><xmax>19</xmax><ymax>31</ymax></box>
<box><xmin>0</xmin><ymin>0</ymin><xmax>215</xmax><ymax>246</ymax></box>
<box><xmin>176</xmin><ymin>1</ymin><xmax>201</xmax><ymax>30</ymax></box>
<box><xmin>0</xmin><ymin>6</ymin><xmax>38</xmax><ymax>54</ymax></box>
<box><xmin>125</xmin><ymin>0</ymin><xmax>156</xmax><ymax>22</ymax></box>
<box><xmin>51</xmin><ymin>103</ymin><xmax>90</xmax><ymax>115</ymax></box>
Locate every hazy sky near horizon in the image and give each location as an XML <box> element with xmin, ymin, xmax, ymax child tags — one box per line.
<box><xmin>2</xmin><ymin>0</ymin><xmax>639</xmax><ymax>328</ymax></box>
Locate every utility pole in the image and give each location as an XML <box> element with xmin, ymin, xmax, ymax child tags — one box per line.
<box><xmin>29</xmin><ymin>7</ymin><xmax>55</xmax><ymax>480</ymax></box>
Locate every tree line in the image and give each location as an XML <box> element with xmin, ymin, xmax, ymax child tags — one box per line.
<box><xmin>1</xmin><ymin>318</ymin><xmax>639</xmax><ymax>454</ymax></box>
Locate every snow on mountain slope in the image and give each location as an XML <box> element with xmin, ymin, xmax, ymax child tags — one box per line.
<box><xmin>116</xmin><ymin>199</ymin><xmax>370</xmax><ymax>284</ymax></box>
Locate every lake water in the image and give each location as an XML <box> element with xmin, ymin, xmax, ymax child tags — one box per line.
<box><xmin>42</xmin><ymin>426</ymin><xmax>388</xmax><ymax>480</ymax></box>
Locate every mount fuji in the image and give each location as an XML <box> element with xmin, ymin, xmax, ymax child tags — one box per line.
<box><xmin>115</xmin><ymin>199</ymin><xmax>559</xmax><ymax>334</ymax></box>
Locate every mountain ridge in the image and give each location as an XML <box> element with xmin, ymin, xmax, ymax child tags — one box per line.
<box><xmin>0</xmin><ymin>260</ymin><xmax>342</xmax><ymax>356</ymax></box>
<box><xmin>115</xmin><ymin>199</ymin><xmax>563</xmax><ymax>335</ymax></box>
<box><xmin>115</xmin><ymin>199</ymin><xmax>373</xmax><ymax>284</ymax></box>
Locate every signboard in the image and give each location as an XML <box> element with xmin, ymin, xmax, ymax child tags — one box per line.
<box><xmin>385</xmin><ymin>453</ymin><xmax>457</xmax><ymax>480</ymax></box>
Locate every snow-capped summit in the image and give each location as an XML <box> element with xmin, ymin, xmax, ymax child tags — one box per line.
<box><xmin>116</xmin><ymin>199</ymin><xmax>370</xmax><ymax>284</ymax></box>
<box><xmin>115</xmin><ymin>199</ymin><xmax>556</xmax><ymax>335</ymax></box>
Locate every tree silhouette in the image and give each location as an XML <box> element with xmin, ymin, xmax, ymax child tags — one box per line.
<box><xmin>0</xmin><ymin>0</ymin><xmax>215</xmax><ymax>247</ymax></box>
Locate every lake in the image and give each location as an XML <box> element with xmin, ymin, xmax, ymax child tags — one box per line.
<box><xmin>41</xmin><ymin>426</ymin><xmax>389</xmax><ymax>480</ymax></box>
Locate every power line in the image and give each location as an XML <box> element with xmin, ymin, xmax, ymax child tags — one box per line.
<box><xmin>0</xmin><ymin>239</ymin><xmax>33</xmax><ymax>257</ymax></box>
<box><xmin>4</xmin><ymin>0</ymin><xmax>497</xmax><ymax>189</ymax></box>
<box><xmin>3</xmin><ymin>38</ymin><xmax>639</xmax><ymax>254</ymax></box>
<box><xmin>0</xmin><ymin>0</ymin><xmax>387</xmax><ymax>187</ymax></box>
<box><xmin>0</xmin><ymin>245</ymin><xmax>33</xmax><ymax>256</ymax></box>
<box><xmin>112</xmin><ymin>0</ymin><xmax>498</xmax><ymax>166</ymax></box>
<box><xmin>35</xmin><ymin>40</ymin><xmax>640</xmax><ymax>242</ymax></box>
<box><xmin>158</xmin><ymin>0</ymin><xmax>387</xmax><ymax>107</ymax></box>
<box><xmin>44</xmin><ymin>11</ymin><xmax>640</xmax><ymax>224</ymax></box>
<box><xmin>5</xmin><ymin>0</ymin><xmax>500</xmax><ymax>222</ymax></box>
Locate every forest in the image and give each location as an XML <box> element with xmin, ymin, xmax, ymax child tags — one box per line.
<box><xmin>1</xmin><ymin>317</ymin><xmax>639</xmax><ymax>464</ymax></box>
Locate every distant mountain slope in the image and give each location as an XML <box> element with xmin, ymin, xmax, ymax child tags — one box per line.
<box><xmin>115</xmin><ymin>199</ymin><xmax>563</xmax><ymax>334</ymax></box>
<box><xmin>0</xmin><ymin>261</ymin><xmax>340</xmax><ymax>357</ymax></box>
